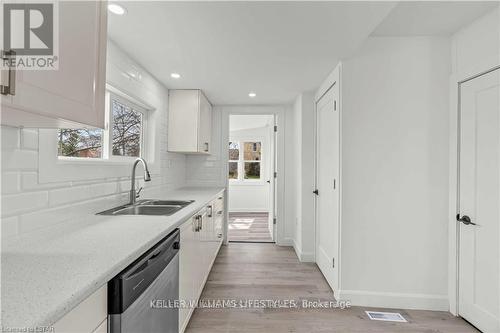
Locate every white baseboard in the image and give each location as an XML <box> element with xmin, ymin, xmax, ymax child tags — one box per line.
<box><xmin>299</xmin><ymin>251</ymin><xmax>315</xmax><ymax>262</ymax></box>
<box><xmin>278</xmin><ymin>237</ymin><xmax>294</xmax><ymax>246</ymax></box>
<box><xmin>337</xmin><ymin>289</ymin><xmax>449</xmax><ymax>311</ymax></box>
<box><xmin>292</xmin><ymin>239</ymin><xmax>315</xmax><ymax>262</ymax></box>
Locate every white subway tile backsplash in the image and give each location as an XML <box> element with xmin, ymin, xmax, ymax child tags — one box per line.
<box><xmin>18</xmin><ymin>194</ymin><xmax>126</xmax><ymax>233</ymax></box>
<box><xmin>1</xmin><ymin>149</ymin><xmax>38</xmax><ymax>171</ymax></box>
<box><xmin>48</xmin><ymin>185</ymin><xmax>93</xmax><ymax>207</ymax></box>
<box><xmin>21</xmin><ymin>129</ymin><xmax>39</xmax><ymax>150</ymax></box>
<box><xmin>89</xmin><ymin>182</ymin><xmax>119</xmax><ymax>197</ymax></box>
<box><xmin>21</xmin><ymin>172</ymin><xmax>72</xmax><ymax>190</ymax></box>
<box><xmin>1</xmin><ymin>126</ymin><xmax>20</xmax><ymax>150</ymax></box>
<box><xmin>1</xmin><ymin>216</ymin><xmax>19</xmax><ymax>238</ymax></box>
<box><xmin>1</xmin><ymin>172</ymin><xmax>20</xmax><ymax>194</ymax></box>
<box><xmin>2</xmin><ymin>191</ymin><xmax>49</xmax><ymax>217</ymax></box>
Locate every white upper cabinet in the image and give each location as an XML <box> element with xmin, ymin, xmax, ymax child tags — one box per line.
<box><xmin>1</xmin><ymin>1</ymin><xmax>107</xmax><ymax>128</ymax></box>
<box><xmin>168</xmin><ymin>89</ymin><xmax>212</xmax><ymax>154</ymax></box>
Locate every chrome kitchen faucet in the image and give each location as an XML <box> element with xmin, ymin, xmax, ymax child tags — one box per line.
<box><xmin>130</xmin><ymin>158</ymin><xmax>151</xmax><ymax>204</ymax></box>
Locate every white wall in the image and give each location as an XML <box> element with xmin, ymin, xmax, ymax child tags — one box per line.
<box><xmin>451</xmin><ymin>7</ymin><xmax>500</xmax><ymax>80</ymax></box>
<box><xmin>228</xmin><ymin>126</ymin><xmax>272</xmax><ymax>212</ymax></box>
<box><xmin>338</xmin><ymin>36</ymin><xmax>451</xmax><ymax>310</ymax></box>
<box><xmin>447</xmin><ymin>7</ymin><xmax>500</xmax><ymax>314</ymax></box>
<box><xmin>292</xmin><ymin>92</ymin><xmax>315</xmax><ymax>262</ymax></box>
<box><xmin>1</xmin><ymin>41</ymin><xmax>186</xmax><ymax>240</ymax></box>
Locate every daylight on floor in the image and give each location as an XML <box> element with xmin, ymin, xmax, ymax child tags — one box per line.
<box><xmin>0</xmin><ymin>1</ymin><xmax>499</xmax><ymax>333</ymax></box>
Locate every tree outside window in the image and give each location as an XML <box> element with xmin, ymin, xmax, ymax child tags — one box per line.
<box><xmin>58</xmin><ymin>92</ymin><xmax>146</xmax><ymax>160</ymax></box>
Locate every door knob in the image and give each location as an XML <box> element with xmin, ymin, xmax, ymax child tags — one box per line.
<box><xmin>313</xmin><ymin>189</ymin><xmax>319</xmax><ymax>195</ymax></box>
<box><xmin>457</xmin><ymin>214</ymin><xmax>476</xmax><ymax>226</ymax></box>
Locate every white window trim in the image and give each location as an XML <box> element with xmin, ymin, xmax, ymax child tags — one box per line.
<box><xmin>228</xmin><ymin>139</ymin><xmax>266</xmax><ymax>185</ymax></box>
<box><xmin>39</xmin><ymin>85</ymin><xmax>158</xmax><ymax>183</ymax></box>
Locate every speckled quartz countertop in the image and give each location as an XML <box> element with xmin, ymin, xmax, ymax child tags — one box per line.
<box><xmin>1</xmin><ymin>186</ymin><xmax>225</xmax><ymax>329</ymax></box>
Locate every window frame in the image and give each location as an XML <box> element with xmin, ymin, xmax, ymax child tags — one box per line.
<box><xmin>228</xmin><ymin>140</ymin><xmax>264</xmax><ymax>184</ymax></box>
<box><xmin>57</xmin><ymin>90</ymin><xmax>148</xmax><ymax>162</ymax></box>
<box><xmin>228</xmin><ymin>141</ymin><xmax>240</xmax><ymax>180</ymax></box>
<box><xmin>39</xmin><ymin>84</ymin><xmax>158</xmax><ymax>184</ymax></box>
<box><xmin>106</xmin><ymin>91</ymin><xmax>147</xmax><ymax>161</ymax></box>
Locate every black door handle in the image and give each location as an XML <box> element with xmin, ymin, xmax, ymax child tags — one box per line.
<box><xmin>457</xmin><ymin>214</ymin><xmax>476</xmax><ymax>226</ymax></box>
<box><xmin>313</xmin><ymin>189</ymin><xmax>319</xmax><ymax>195</ymax></box>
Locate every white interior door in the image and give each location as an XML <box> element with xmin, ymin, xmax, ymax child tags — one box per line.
<box><xmin>458</xmin><ymin>68</ymin><xmax>500</xmax><ymax>333</ymax></box>
<box><xmin>269</xmin><ymin>116</ymin><xmax>277</xmax><ymax>241</ymax></box>
<box><xmin>315</xmin><ymin>84</ymin><xmax>340</xmax><ymax>291</ymax></box>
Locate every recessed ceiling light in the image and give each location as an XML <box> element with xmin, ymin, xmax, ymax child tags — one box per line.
<box><xmin>170</xmin><ymin>73</ymin><xmax>181</xmax><ymax>79</ymax></box>
<box><xmin>108</xmin><ymin>3</ymin><xmax>126</xmax><ymax>15</ymax></box>
<box><xmin>248</xmin><ymin>92</ymin><xmax>256</xmax><ymax>98</ymax></box>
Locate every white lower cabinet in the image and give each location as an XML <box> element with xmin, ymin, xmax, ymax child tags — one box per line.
<box><xmin>53</xmin><ymin>285</ymin><xmax>107</xmax><ymax>333</ymax></box>
<box><xmin>52</xmin><ymin>192</ymin><xmax>225</xmax><ymax>333</ymax></box>
<box><xmin>179</xmin><ymin>192</ymin><xmax>225</xmax><ymax>333</ymax></box>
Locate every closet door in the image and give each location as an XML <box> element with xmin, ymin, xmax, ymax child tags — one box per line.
<box><xmin>314</xmin><ymin>83</ymin><xmax>340</xmax><ymax>291</ymax></box>
<box><xmin>458</xmin><ymin>68</ymin><xmax>500</xmax><ymax>333</ymax></box>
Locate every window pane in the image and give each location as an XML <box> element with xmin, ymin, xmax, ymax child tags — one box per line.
<box><xmin>244</xmin><ymin>162</ymin><xmax>260</xmax><ymax>179</ymax></box>
<box><xmin>244</xmin><ymin>142</ymin><xmax>261</xmax><ymax>161</ymax></box>
<box><xmin>58</xmin><ymin>129</ymin><xmax>103</xmax><ymax>158</ymax></box>
<box><xmin>112</xmin><ymin>99</ymin><xmax>142</xmax><ymax>157</ymax></box>
<box><xmin>228</xmin><ymin>162</ymin><xmax>238</xmax><ymax>179</ymax></box>
<box><xmin>229</xmin><ymin>141</ymin><xmax>239</xmax><ymax>160</ymax></box>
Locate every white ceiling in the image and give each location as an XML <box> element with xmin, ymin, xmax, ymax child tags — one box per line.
<box><xmin>108</xmin><ymin>1</ymin><xmax>498</xmax><ymax>106</ymax></box>
<box><xmin>107</xmin><ymin>1</ymin><xmax>396</xmax><ymax>105</ymax></box>
<box><xmin>230</xmin><ymin>114</ymin><xmax>274</xmax><ymax>132</ymax></box>
<box><xmin>372</xmin><ymin>1</ymin><xmax>498</xmax><ymax>36</ymax></box>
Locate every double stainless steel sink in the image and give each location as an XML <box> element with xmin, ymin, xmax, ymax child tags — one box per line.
<box><xmin>97</xmin><ymin>200</ymin><xmax>194</xmax><ymax>216</ymax></box>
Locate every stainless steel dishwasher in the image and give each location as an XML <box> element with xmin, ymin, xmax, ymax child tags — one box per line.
<box><xmin>108</xmin><ymin>229</ymin><xmax>180</xmax><ymax>333</ymax></box>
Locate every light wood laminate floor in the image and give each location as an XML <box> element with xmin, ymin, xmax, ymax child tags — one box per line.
<box><xmin>185</xmin><ymin>243</ymin><xmax>478</xmax><ymax>333</ymax></box>
<box><xmin>228</xmin><ymin>212</ymin><xmax>273</xmax><ymax>242</ymax></box>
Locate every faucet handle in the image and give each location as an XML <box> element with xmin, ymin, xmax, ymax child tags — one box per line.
<box><xmin>135</xmin><ymin>187</ymin><xmax>143</xmax><ymax>198</ymax></box>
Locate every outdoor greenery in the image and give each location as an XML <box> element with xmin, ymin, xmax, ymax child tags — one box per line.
<box><xmin>58</xmin><ymin>129</ymin><xmax>103</xmax><ymax>158</ymax></box>
<box><xmin>58</xmin><ymin>97</ymin><xmax>143</xmax><ymax>159</ymax></box>
<box><xmin>111</xmin><ymin>99</ymin><xmax>142</xmax><ymax>157</ymax></box>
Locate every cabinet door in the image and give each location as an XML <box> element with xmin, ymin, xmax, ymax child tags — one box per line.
<box><xmin>1</xmin><ymin>1</ymin><xmax>107</xmax><ymax>128</ymax></box>
<box><xmin>196</xmin><ymin>211</ymin><xmax>210</xmax><ymax>288</ymax></box>
<box><xmin>198</xmin><ymin>92</ymin><xmax>212</xmax><ymax>153</ymax></box>
<box><xmin>179</xmin><ymin>218</ymin><xmax>196</xmax><ymax>329</ymax></box>
<box><xmin>168</xmin><ymin>90</ymin><xmax>200</xmax><ymax>153</ymax></box>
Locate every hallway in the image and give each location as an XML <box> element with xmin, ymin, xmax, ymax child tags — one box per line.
<box><xmin>185</xmin><ymin>243</ymin><xmax>478</xmax><ymax>333</ymax></box>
